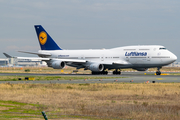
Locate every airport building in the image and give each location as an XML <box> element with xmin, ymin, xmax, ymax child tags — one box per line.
<box><xmin>0</xmin><ymin>58</ymin><xmax>8</xmax><ymax>66</ymax></box>
<box><xmin>168</xmin><ymin>62</ymin><xmax>180</xmax><ymax>67</ymax></box>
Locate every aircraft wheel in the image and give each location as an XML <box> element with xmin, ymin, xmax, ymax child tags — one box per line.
<box><xmin>156</xmin><ymin>71</ymin><xmax>161</xmax><ymax>75</ymax></box>
<box><xmin>113</xmin><ymin>70</ymin><xmax>121</xmax><ymax>75</ymax></box>
<box><xmin>119</xmin><ymin>71</ymin><xmax>121</xmax><ymax>75</ymax></box>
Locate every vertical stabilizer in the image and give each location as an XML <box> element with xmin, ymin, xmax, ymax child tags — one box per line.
<box><xmin>3</xmin><ymin>53</ymin><xmax>12</xmax><ymax>58</ymax></box>
<box><xmin>34</xmin><ymin>25</ymin><xmax>62</xmax><ymax>50</ymax></box>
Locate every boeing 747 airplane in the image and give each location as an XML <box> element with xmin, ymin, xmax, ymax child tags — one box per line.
<box><xmin>17</xmin><ymin>25</ymin><xmax>177</xmax><ymax>75</ymax></box>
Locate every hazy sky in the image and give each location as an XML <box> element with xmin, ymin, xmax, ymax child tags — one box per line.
<box><xmin>0</xmin><ymin>0</ymin><xmax>180</xmax><ymax>61</ymax></box>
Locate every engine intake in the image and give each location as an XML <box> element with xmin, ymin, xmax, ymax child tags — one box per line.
<box><xmin>52</xmin><ymin>60</ymin><xmax>66</xmax><ymax>69</ymax></box>
<box><xmin>89</xmin><ymin>64</ymin><xmax>104</xmax><ymax>72</ymax></box>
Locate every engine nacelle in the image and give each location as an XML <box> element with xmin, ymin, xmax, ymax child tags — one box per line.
<box><xmin>133</xmin><ymin>68</ymin><xmax>149</xmax><ymax>71</ymax></box>
<box><xmin>89</xmin><ymin>64</ymin><xmax>104</xmax><ymax>72</ymax></box>
<box><xmin>52</xmin><ymin>60</ymin><xmax>66</xmax><ymax>69</ymax></box>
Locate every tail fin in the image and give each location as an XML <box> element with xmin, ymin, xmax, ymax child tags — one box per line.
<box><xmin>3</xmin><ymin>53</ymin><xmax>12</xmax><ymax>58</ymax></box>
<box><xmin>34</xmin><ymin>25</ymin><xmax>62</xmax><ymax>50</ymax></box>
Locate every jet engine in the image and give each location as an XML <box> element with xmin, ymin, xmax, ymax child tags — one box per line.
<box><xmin>52</xmin><ymin>60</ymin><xmax>66</xmax><ymax>69</ymax></box>
<box><xmin>133</xmin><ymin>68</ymin><xmax>149</xmax><ymax>71</ymax></box>
<box><xmin>89</xmin><ymin>64</ymin><xmax>104</xmax><ymax>72</ymax></box>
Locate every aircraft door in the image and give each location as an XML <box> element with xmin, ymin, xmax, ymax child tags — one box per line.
<box><xmin>126</xmin><ymin>56</ymin><xmax>129</xmax><ymax>61</ymax></box>
<box><xmin>80</xmin><ymin>55</ymin><xmax>84</xmax><ymax>60</ymax></box>
<box><xmin>147</xmin><ymin>53</ymin><xmax>151</xmax><ymax>61</ymax></box>
<box><xmin>101</xmin><ymin>54</ymin><xmax>104</xmax><ymax>61</ymax></box>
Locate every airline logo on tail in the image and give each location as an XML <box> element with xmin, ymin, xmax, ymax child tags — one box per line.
<box><xmin>39</xmin><ymin>31</ymin><xmax>47</xmax><ymax>45</ymax></box>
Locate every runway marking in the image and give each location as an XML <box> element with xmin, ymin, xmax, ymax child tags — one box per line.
<box><xmin>156</xmin><ymin>78</ymin><xmax>164</xmax><ymax>80</ymax></box>
<box><xmin>154</xmin><ymin>73</ymin><xmax>168</xmax><ymax>75</ymax></box>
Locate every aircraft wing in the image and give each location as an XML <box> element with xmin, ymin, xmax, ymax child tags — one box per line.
<box><xmin>86</xmin><ymin>60</ymin><xmax>131</xmax><ymax>66</ymax></box>
<box><xmin>97</xmin><ymin>60</ymin><xmax>131</xmax><ymax>65</ymax></box>
<box><xmin>112</xmin><ymin>60</ymin><xmax>131</xmax><ymax>65</ymax></box>
<box><xmin>16</xmin><ymin>57</ymin><xmax>50</xmax><ymax>60</ymax></box>
<box><xmin>16</xmin><ymin>57</ymin><xmax>86</xmax><ymax>63</ymax></box>
<box><xmin>18</xmin><ymin>51</ymin><xmax>51</xmax><ymax>57</ymax></box>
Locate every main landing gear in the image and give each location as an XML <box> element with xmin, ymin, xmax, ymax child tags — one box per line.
<box><xmin>91</xmin><ymin>69</ymin><xmax>121</xmax><ymax>75</ymax></box>
<box><xmin>113</xmin><ymin>69</ymin><xmax>121</xmax><ymax>75</ymax></box>
<box><xmin>156</xmin><ymin>67</ymin><xmax>161</xmax><ymax>75</ymax></box>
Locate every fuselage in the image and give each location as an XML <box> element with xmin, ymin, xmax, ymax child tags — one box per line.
<box><xmin>38</xmin><ymin>45</ymin><xmax>177</xmax><ymax>70</ymax></box>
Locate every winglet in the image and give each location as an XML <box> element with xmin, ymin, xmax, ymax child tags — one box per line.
<box><xmin>34</xmin><ymin>25</ymin><xmax>62</xmax><ymax>50</ymax></box>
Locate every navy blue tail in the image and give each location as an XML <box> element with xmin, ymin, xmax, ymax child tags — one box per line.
<box><xmin>34</xmin><ymin>25</ymin><xmax>62</xmax><ymax>50</ymax></box>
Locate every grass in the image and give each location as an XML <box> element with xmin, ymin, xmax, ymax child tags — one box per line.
<box><xmin>0</xmin><ymin>66</ymin><xmax>179</xmax><ymax>74</ymax></box>
<box><xmin>0</xmin><ymin>83</ymin><xmax>180</xmax><ymax>119</ymax></box>
<box><xmin>0</xmin><ymin>76</ymin><xmax>125</xmax><ymax>81</ymax></box>
<box><xmin>0</xmin><ymin>100</ymin><xmax>44</xmax><ymax>119</ymax></box>
<box><xmin>0</xmin><ymin>67</ymin><xmax>91</xmax><ymax>74</ymax></box>
<box><xmin>169</xmin><ymin>73</ymin><xmax>180</xmax><ymax>75</ymax></box>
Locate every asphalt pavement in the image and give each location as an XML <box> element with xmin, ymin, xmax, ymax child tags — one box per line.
<box><xmin>0</xmin><ymin>71</ymin><xmax>179</xmax><ymax>84</ymax></box>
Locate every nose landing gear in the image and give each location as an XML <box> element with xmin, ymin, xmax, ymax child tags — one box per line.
<box><xmin>156</xmin><ymin>67</ymin><xmax>162</xmax><ymax>75</ymax></box>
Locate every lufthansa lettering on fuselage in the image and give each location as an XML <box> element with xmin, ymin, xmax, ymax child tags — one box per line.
<box><xmin>125</xmin><ymin>52</ymin><xmax>147</xmax><ymax>56</ymax></box>
<box><xmin>58</xmin><ymin>55</ymin><xmax>69</xmax><ymax>58</ymax></box>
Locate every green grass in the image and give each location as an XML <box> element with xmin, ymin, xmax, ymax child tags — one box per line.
<box><xmin>0</xmin><ymin>100</ymin><xmax>42</xmax><ymax>119</ymax></box>
<box><xmin>0</xmin><ymin>100</ymin><xmax>120</xmax><ymax>120</ymax></box>
<box><xmin>169</xmin><ymin>73</ymin><xmax>180</xmax><ymax>75</ymax></box>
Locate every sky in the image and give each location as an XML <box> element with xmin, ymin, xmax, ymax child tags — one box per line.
<box><xmin>0</xmin><ymin>0</ymin><xmax>180</xmax><ymax>61</ymax></box>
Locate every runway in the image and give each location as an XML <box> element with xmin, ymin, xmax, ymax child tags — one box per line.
<box><xmin>0</xmin><ymin>72</ymin><xmax>179</xmax><ymax>84</ymax></box>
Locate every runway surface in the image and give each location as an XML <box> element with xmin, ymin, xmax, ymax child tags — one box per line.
<box><xmin>0</xmin><ymin>72</ymin><xmax>179</xmax><ymax>84</ymax></box>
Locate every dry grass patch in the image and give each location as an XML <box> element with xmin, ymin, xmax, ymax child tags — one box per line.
<box><xmin>0</xmin><ymin>67</ymin><xmax>91</xmax><ymax>74</ymax></box>
<box><xmin>0</xmin><ymin>83</ymin><xmax>180</xmax><ymax>119</ymax></box>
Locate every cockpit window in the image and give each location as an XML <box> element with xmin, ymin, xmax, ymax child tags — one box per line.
<box><xmin>159</xmin><ymin>48</ymin><xmax>167</xmax><ymax>50</ymax></box>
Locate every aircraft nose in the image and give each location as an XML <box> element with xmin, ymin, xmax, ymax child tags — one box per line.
<box><xmin>171</xmin><ymin>53</ymin><xmax>177</xmax><ymax>62</ymax></box>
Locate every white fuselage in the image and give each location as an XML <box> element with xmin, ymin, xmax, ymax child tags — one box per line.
<box><xmin>38</xmin><ymin>45</ymin><xmax>177</xmax><ymax>70</ymax></box>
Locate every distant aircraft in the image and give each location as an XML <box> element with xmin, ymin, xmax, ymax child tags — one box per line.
<box><xmin>3</xmin><ymin>53</ymin><xmax>12</xmax><ymax>58</ymax></box>
<box><xmin>3</xmin><ymin>53</ymin><xmax>23</xmax><ymax>67</ymax></box>
<box><xmin>16</xmin><ymin>25</ymin><xmax>177</xmax><ymax>75</ymax></box>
